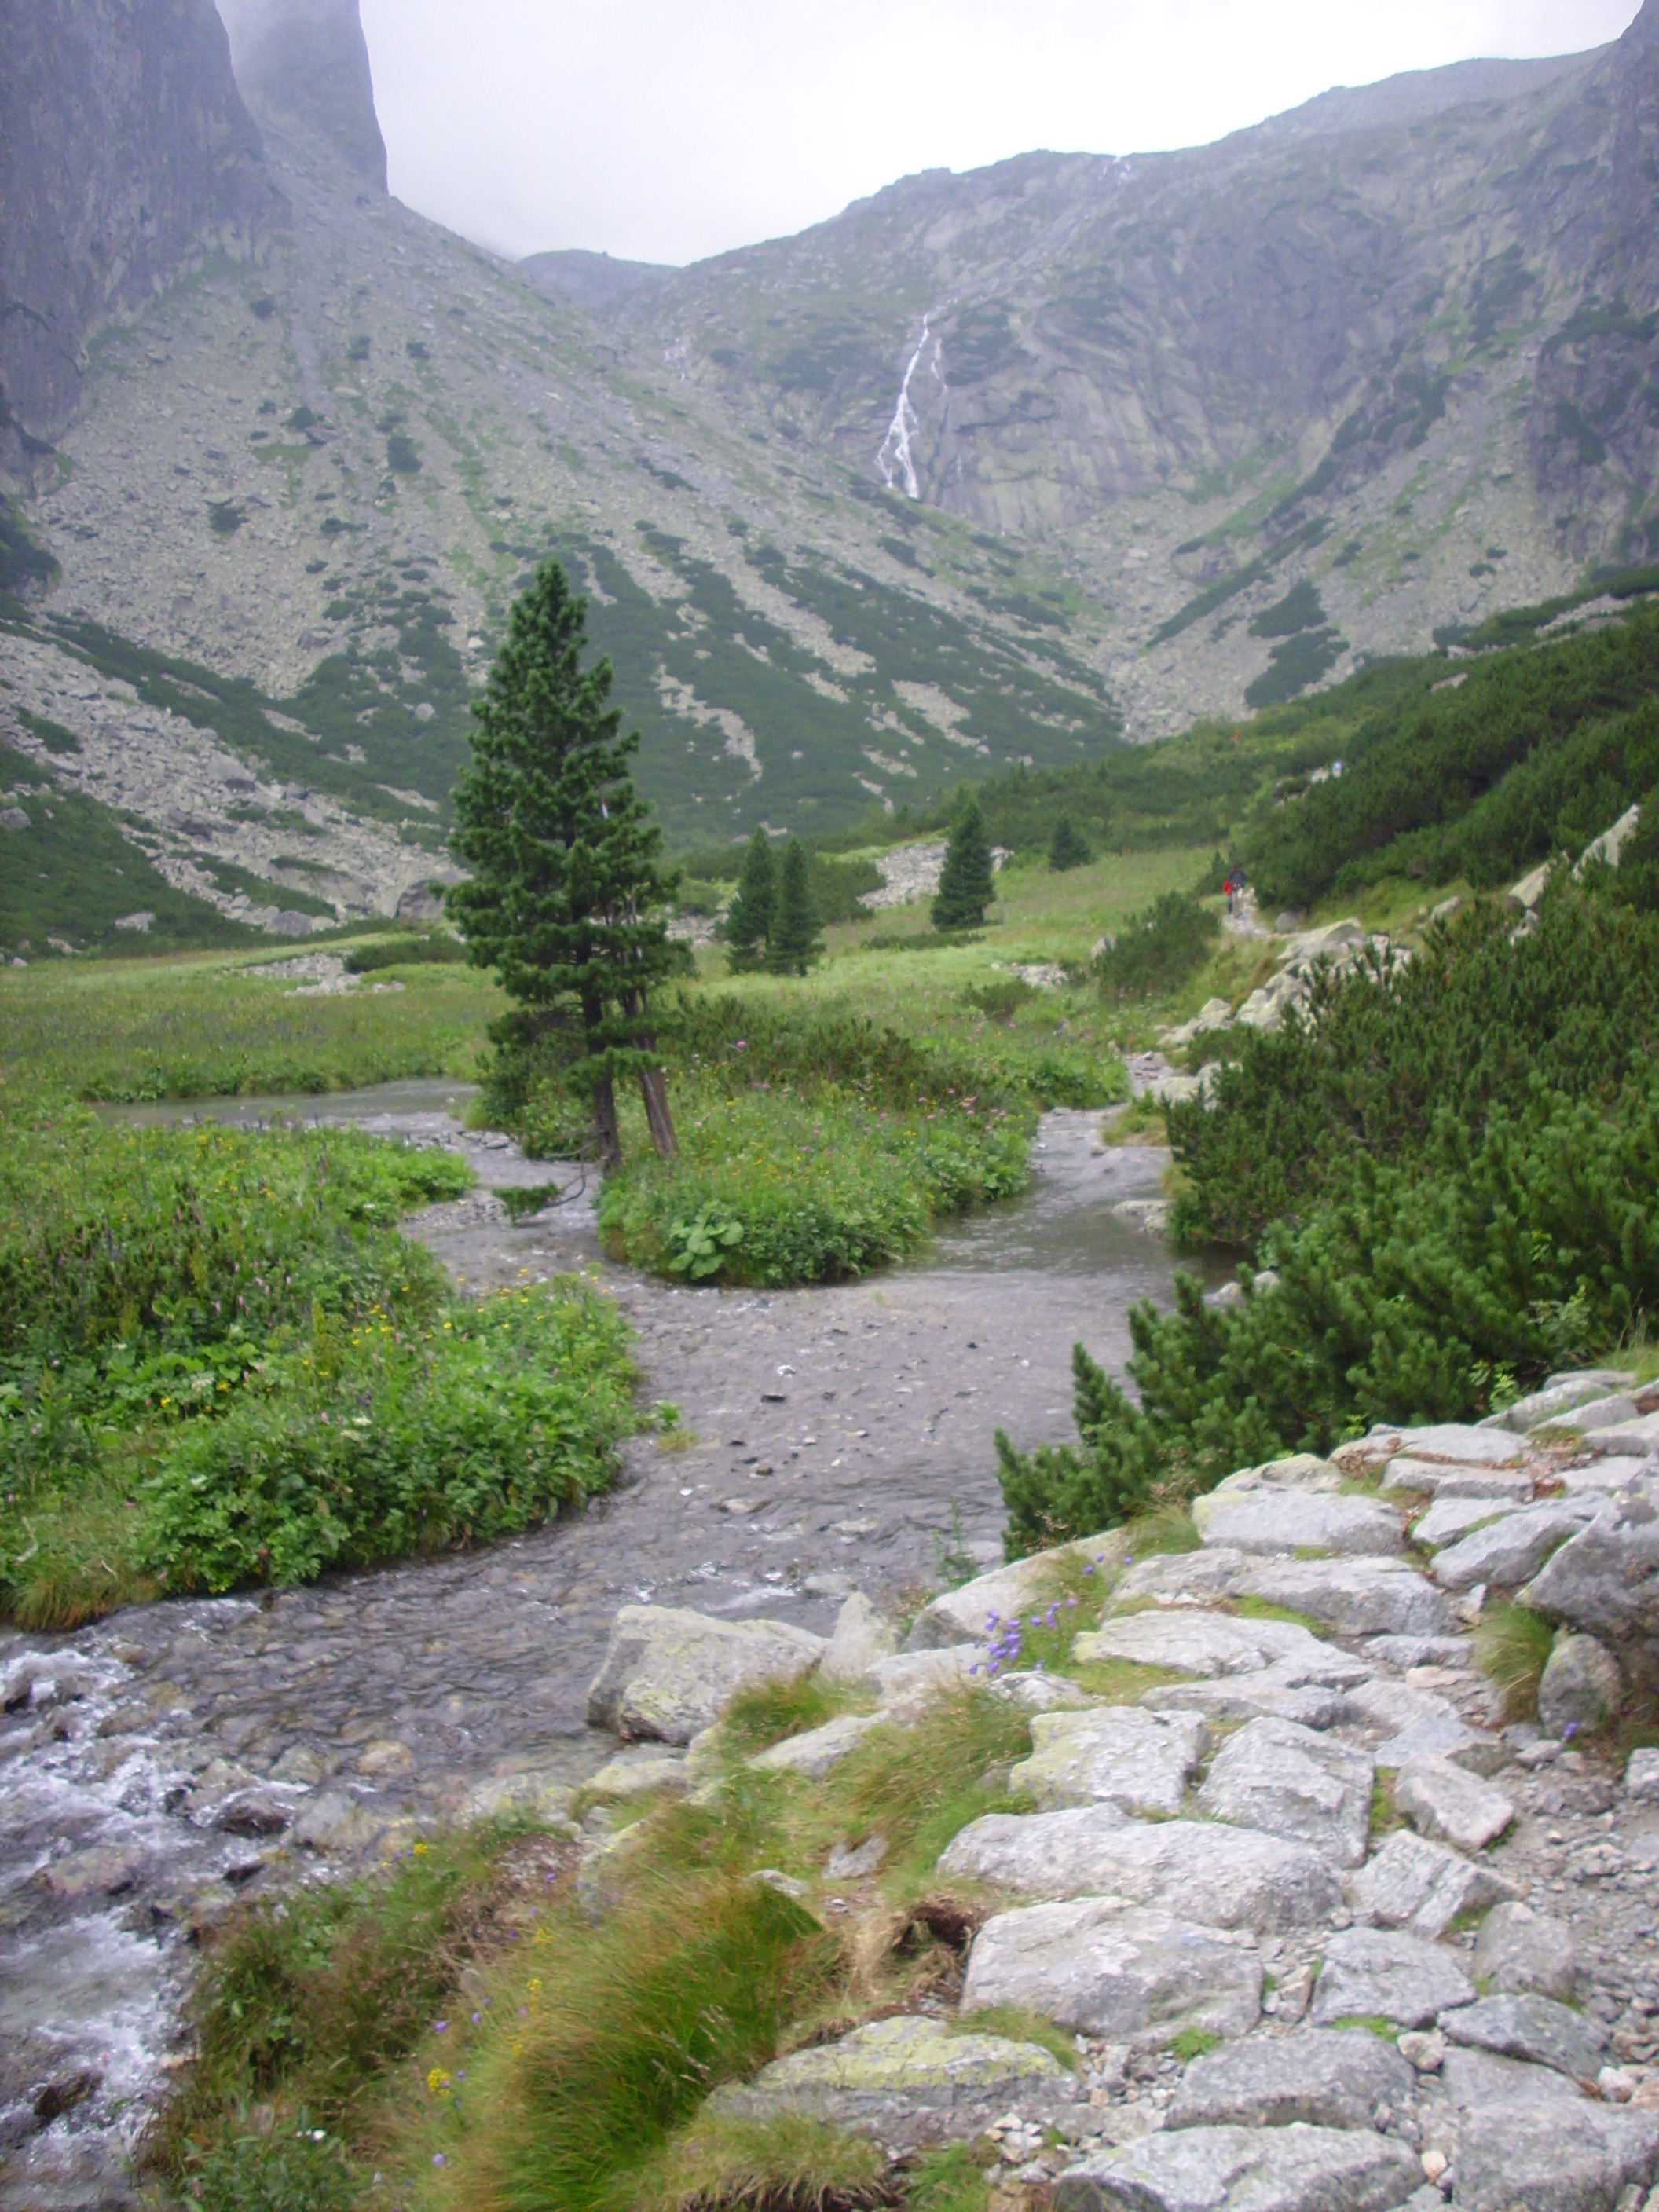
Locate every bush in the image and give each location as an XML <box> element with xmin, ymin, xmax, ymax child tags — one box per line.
<box><xmin>1093</xmin><ymin>892</ymin><xmax>1219</xmax><ymax>1000</ymax></box>
<box><xmin>141</xmin><ymin>1283</ymin><xmax>635</xmax><ymax>1592</ymax></box>
<box><xmin>343</xmin><ymin>932</ymin><xmax>465</xmax><ymax>972</ymax></box>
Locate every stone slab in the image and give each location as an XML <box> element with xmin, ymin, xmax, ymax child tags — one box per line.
<box><xmin>1441</xmin><ymin>2045</ymin><xmax>1586</xmax><ymax>2109</ymax></box>
<box><xmin>1391</xmin><ymin>1423</ymin><xmax>1527</xmax><ymax>1467</ymax></box>
<box><xmin>906</xmin><ymin>1536</ymin><xmax>1125</xmax><ymax>1650</ymax></box>
<box><xmin>939</xmin><ymin>1811</ymin><xmax>1343</xmax><ymax>1932</ymax></box>
<box><xmin>706</xmin><ymin>2015</ymin><xmax>1075</xmax><ymax>2147</ymax></box>
<box><xmin>586</xmin><ymin>1606</ymin><xmax>826</xmax><ymax>1744</ymax></box>
<box><xmin>1310</xmin><ymin>1927</ymin><xmax>1475</xmax><ymax>2028</ymax></box>
<box><xmin>818</xmin><ymin>1594</ymin><xmax>897</xmax><ymax>1684</ymax></box>
<box><xmin>1141</xmin><ymin>1672</ymin><xmax>1350</xmax><ymax>1733</ymax></box>
<box><xmin>1428</xmin><ymin>1501</ymin><xmax>1597</xmax><ymax>1592</ymax></box>
<box><xmin>1074</xmin><ymin>1612</ymin><xmax>1351</xmax><ymax>1680</ymax></box>
<box><xmin>1192</xmin><ymin>1490</ymin><xmax>1404</xmax><ymax>1557</ymax></box>
<box><xmin>962</xmin><ymin>1897</ymin><xmax>1261</xmax><ymax>2047</ymax></box>
<box><xmin>1112</xmin><ymin>1551</ymin><xmax>1455</xmax><ymax>1638</ymax></box>
<box><xmin>1196</xmin><ymin>1715</ymin><xmax>1373</xmax><ymax>1868</ymax></box>
<box><xmin>1011</xmin><ymin>1706</ymin><xmax>1207</xmax><ymax>1818</ymax></box>
<box><xmin>1393</xmin><ymin>1756</ymin><xmax>1514</xmax><ymax>1851</ymax></box>
<box><xmin>1522</xmin><ymin>1503</ymin><xmax>1659</xmax><ymax>1639</ymax></box>
<box><xmin>1164</xmin><ymin>2027</ymin><xmax>1413</xmax><ymax>2132</ymax></box>
<box><xmin>1470</xmin><ymin>1900</ymin><xmax>1577</xmax><ymax>2001</ymax></box>
<box><xmin>748</xmin><ymin>1713</ymin><xmax>885</xmax><ymax>1778</ymax></box>
<box><xmin>1053</xmin><ymin>2124</ymin><xmax>1423</xmax><ymax>2212</ymax></box>
<box><xmin>1413</xmin><ymin>1496</ymin><xmax>1517</xmax><ymax>1549</ymax></box>
<box><xmin>1381</xmin><ymin>1459</ymin><xmax>1533</xmax><ymax>1501</ymax></box>
<box><xmin>1438</xmin><ymin>1992</ymin><xmax>1608</xmax><ymax>2082</ymax></box>
<box><xmin>1346</xmin><ymin>1827</ymin><xmax>1519</xmax><ymax>1940</ymax></box>
<box><xmin>1452</xmin><ymin>2099</ymin><xmax>1659</xmax><ymax>2211</ymax></box>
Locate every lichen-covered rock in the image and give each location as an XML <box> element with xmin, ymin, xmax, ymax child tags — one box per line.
<box><xmin>1165</xmin><ymin>2027</ymin><xmax>1414</xmax><ymax>2132</ymax></box>
<box><xmin>1536</xmin><ymin>1632</ymin><xmax>1623</xmax><ymax>1738</ymax></box>
<box><xmin>748</xmin><ymin>1714</ymin><xmax>884</xmax><ymax>1778</ymax></box>
<box><xmin>1053</xmin><ymin>2123</ymin><xmax>1422</xmax><ymax>2212</ymax></box>
<box><xmin>1309</xmin><ymin>1926</ymin><xmax>1475</xmax><ymax>2028</ymax></box>
<box><xmin>1011</xmin><ymin>1706</ymin><xmax>1207</xmax><ymax>1817</ymax></box>
<box><xmin>1429</xmin><ymin>1501</ymin><xmax>1599</xmax><ymax>1591</ymax></box>
<box><xmin>1196</xmin><ymin>1715</ymin><xmax>1374</xmax><ymax>1867</ymax></box>
<box><xmin>705</xmin><ymin>2015</ymin><xmax>1075</xmax><ymax>2146</ymax></box>
<box><xmin>817</xmin><ymin>1593</ymin><xmax>897</xmax><ymax>1684</ymax></box>
<box><xmin>904</xmin><ymin>1534</ymin><xmax>1126</xmax><ymax>1650</ymax></box>
<box><xmin>1111</xmin><ymin>1550</ymin><xmax>1454</xmax><ymax>1638</ymax></box>
<box><xmin>585</xmin><ymin>1606</ymin><xmax>826</xmax><ymax>1744</ymax></box>
<box><xmin>1072</xmin><ymin>1611</ymin><xmax>1346</xmax><ymax>1679</ymax></box>
<box><xmin>962</xmin><ymin>1897</ymin><xmax>1261</xmax><ymax>2046</ymax></box>
<box><xmin>1522</xmin><ymin>1500</ymin><xmax>1659</xmax><ymax>1639</ymax></box>
<box><xmin>939</xmin><ymin>1810</ymin><xmax>1342</xmax><ymax>1931</ymax></box>
<box><xmin>1192</xmin><ymin>1489</ymin><xmax>1404</xmax><ymax>1557</ymax></box>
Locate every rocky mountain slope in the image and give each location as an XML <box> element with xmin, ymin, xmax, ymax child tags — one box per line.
<box><xmin>1</xmin><ymin>1</ymin><xmax>1656</xmax><ymax>942</ymax></box>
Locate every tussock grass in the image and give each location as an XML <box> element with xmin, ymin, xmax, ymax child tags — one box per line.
<box><xmin>1474</xmin><ymin>1600</ymin><xmax>1556</xmax><ymax>1719</ymax></box>
<box><xmin>719</xmin><ymin>1675</ymin><xmax>870</xmax><ymax>1758</ymax></box>
<box><xmin>624</xmin><ymin>2114</ymin><xmax>899</xmax><ymax>2212</ymax></box>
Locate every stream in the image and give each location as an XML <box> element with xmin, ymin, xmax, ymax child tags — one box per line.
<box><xmin>0</xmin><ymin>1091</ymin><xmax>1220</xmax><ymax>2209</ymax></box>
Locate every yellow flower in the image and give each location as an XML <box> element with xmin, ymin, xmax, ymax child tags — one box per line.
<box><xmin>427</xmin><ymin>2066</ymin><xmax>452</xmax><ymax>2096</ymax></box>
<box><xmin>412</xmin><ymin>1840</ymin><xmax>429</xmax><ymax>1855</ymax></box>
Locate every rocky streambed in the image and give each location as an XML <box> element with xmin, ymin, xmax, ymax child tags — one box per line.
<box><xmin>0</xmin><ymin>1093</ymin><xmax>1195</xmax><ymax>2209</ymax></box>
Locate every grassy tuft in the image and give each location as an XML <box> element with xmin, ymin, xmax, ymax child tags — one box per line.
<box><xmin>952</xmin><ymin>2005</ymin><xmax>1081</xmax><ymax>2072</ymax></box>
<box><xmin>717</xmin><ymin>1675</ymin><xmax>869</xmax><ymax>1758</ymax></box>
<box><xmin>623</xmin><ymin>2112</ymin><xmax>898</xmax><ymax>2212</ymax></box>
<box><xmin>1167</xmin><ymin>2027</ymin><xmax>1222</xmax><ymax>2063</ymax></box>
<box><xmin>1474</xmin><ymin>1600</ymin><xmax>1556</xmax><ymax>1720</ymax></box>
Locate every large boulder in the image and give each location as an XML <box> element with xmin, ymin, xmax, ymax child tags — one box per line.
<box><xmin>748</xmin><ymin>1714</ymin><xmax>884</xmax><ymax>1779</ymax></box>
<box><xmin>1429</xmin><ymin>1501</ymin><xmax>1599</xmax><ymax>1592</ymax></box>
<box><xmin>1536</xmin><ymin>1632</ymin><xmax>1623</xmax><ymax>1738</ymax></box>
<box><xmin>906</xmin><ymin>1533</ymin><xmax>1126</xmax><ymax>1650</ymax></box>
<box><xmin>818</xmin><ymin>1593</ymin><xmax>897</xmax><ymax>1684</ymax></box>
<box><xmin>939</xmin><ymin>1810</ymin><xmax>1342</xmax><ymax>1932</ymax></box>
<box><xmin>1522</xmin><ymin>1500</ymin><xmax>1659</xmax><ymax>1640</ymax></box>
<box><xmin>1164</xmin><ymin>2027</ymin><xmax>1413</xmax><ymax>2132</ymax></box>
<box><xmin>1053</xmin><ymin>2125</ymin><xmax>1422</xmax><ymax>2212</ymax></box>
<box><xmin>1192</xmin><ymin>1489</ymin><xmax>1404</xmax><ymax>1557</ymax></box>
<box><xmin>585</xmin><ymin>1606</ymin><xmax>825</xmax><ymax>1744</ymax></box>
<box><xmin>1454</xmin><ymin>2100</ymin><xmax>1659</xmax><ymax>2212</ymax></box>
<box><xmin>1309</xmin><ymin>1927</ymin><xmax>1475</xmax><ymax>2028</ymax></box>
<box><xmin>1196</xmin><ymin>1715</ymin><xmax>1374</xmax><ymax>1867</ymax></box>
<box><xmin>1011</xmin><ymin>1707</ymin><xmax>1207</xmax><ymax>1818</ymax></box>
<box><xmin>961</xmin><ymin>1898</ymin><xmax>1261</xmax><ymax>2047</ymax></box>
<box><xmin>1393</xmin><ymin>1756</ymin><xmax>1514</xmax><ymax>1852</ymax></box>
<box><xmin>705</xmin><ymin>2015</ymin><xmax>1075</xmax><ymax>2147</ymax></box>
<box><xmin>1471</xmin><ymin>1901</ymin><xmax>1577</xmax><ymax>2001</ymax></box>
<box><xmin>1439</xmin><ymin>1993</ymin><xmax>1609</xmax><ymax>2083</ymax></box>
<box><xmin>1072</xmin><ymin>1610</ymin><xmax>1345</xmax><ymax>1680</ymax></box>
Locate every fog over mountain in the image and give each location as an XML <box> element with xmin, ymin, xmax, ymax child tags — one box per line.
<box><xmin>1</xmin><ymin>0</ymin><xmax>1656</xmax><ymax>932</ymax></box>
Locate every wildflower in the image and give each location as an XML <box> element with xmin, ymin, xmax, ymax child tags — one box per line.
<box><xmin>412</xmin><ymin>1840</ymin><xmax>428</xmax><ymax>1855</ymax></box>
<box><xmin>426</xmin><ymin>2067</ymin><xmax>451</xmax><ymax>2096</ymax></box>
<box><xmin>433</xmin><ymin>2018</ymin><xmax>448</xmax><ymax>2034</ymax></box>
<box><xmin>433</xmin><ymin>2152</ymin><xmax>446</xmax><ymax>2166</ymax></box>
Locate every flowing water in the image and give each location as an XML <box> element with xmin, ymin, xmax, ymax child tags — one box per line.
<box><xmin>0</xmin><ymin>1093</ymin><xmax>1221</xmax><ymax>2207</ymax></box>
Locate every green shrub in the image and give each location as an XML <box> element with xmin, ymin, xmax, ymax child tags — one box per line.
<box><xmin>141</xmin><ymin>1283</ymin><xmax>635</xmax><ymax>1592</ymax></box>
<box><xmin>343</xmin><ymin>932</ymin><xmax>465</xmax><ymax>973</ymax></box>
<box><xmin>1093</xmin><ymin>892</ymin><xmax>1219</xmax><ymax>1000</ymax></box>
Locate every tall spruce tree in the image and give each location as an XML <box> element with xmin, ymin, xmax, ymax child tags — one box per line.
<box><xmin>724</xmin><ymin>825</ymin><xmax>776</xmax><ymax>972</ymax></box>
<box><xmin>932</xmin><ymin>797</ymin><xmax>995</xmax><ymax>930</ymax></box>
<box><xmin>448</xmin><ymin>558</ymin><xmax>679</xmax><ymax>1170</ymax></box>
<box><xmin>1049</xmin><ymin>817</ymin><xmax>1091</xmax><ymax>873</ymax></box>
<box><xmin>766</xmin><ymin>838</ymin><xmax>823</xmax><ymax>976</ymax></box>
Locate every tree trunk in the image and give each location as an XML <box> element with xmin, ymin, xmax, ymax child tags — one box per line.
<box><xmin>591</xmin><ymin>1074</ymin><xmax>622</xmax><ymax>1172</ymax></box>
<box><xmin>637</xmin><ymin>1064</ymin><xmax>679</xmax><ymax>1159</ymax></box>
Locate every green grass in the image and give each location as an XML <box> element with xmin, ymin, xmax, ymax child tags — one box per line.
<box><xmin>1474</xmin><ymin>1600</ymin><xmax>1556</xmax><ymax>1721</ymax></box>
<box><xmin>1167</xmin><ymin>2027</ymin><xmax>1223</xmax><ymax>2063</ymax></box>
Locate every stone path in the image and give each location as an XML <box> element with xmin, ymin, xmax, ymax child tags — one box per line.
<box><xmin>679</xmin><ymin>1414</ymin><xmax>1659</xmax><ymax>2211</ymax></box>
<box><xmin>0</xmin><ymin>1095</ymin><xmax>1203</xmax><ymax>2209</ymax></box>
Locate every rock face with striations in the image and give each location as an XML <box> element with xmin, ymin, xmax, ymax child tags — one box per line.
<box><xmin>216</xmin><ymin>0</ymin><xmax>387</xmax><ymax>189</ymax></box>
<box><xmin>0</xmin><ymin>0</ymin><xmax>283</xmax><ymax>459</ymax></box>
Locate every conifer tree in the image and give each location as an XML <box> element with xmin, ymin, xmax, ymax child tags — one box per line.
<box><xmin>724</xmin><ymin>825</ymin><xmax>776</xmax><ymax>972</ymax></box>
<box><xmin>765</xmin><ymin>838</ymin><xmax>823</xmax><ymax>976</ymax></box>
<box><xmin>1048</xmin><ymin>817</ymin><xmax>1091</xmax><ymax>873</ymax></box>
<box><xmin>932</xmin><ymin>796</ymin><xmax>995</xmax><ymax>930</ymax></box>
<box><xmin>448</xmin><ymin>558</ymin><xmax>679</xmax><ymax>1170</ymax></box>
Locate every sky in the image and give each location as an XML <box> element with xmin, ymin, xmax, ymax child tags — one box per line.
<box><xmin>359</xmin><ymin>0</ymin><xmax>1644</xmax><ymax>269</ymax></box>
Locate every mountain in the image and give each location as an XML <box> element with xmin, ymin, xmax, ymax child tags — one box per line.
<box><xmin>0</xmin><ymin>0</ymin><xmax>1656</xmax><ymax>950</ymax></box>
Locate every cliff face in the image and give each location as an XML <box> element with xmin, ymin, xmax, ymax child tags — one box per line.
<box><xmin>0</xmin><ymin>0</ymin><xmax>283</xmax><ymax>468</ymax></box>
<box><xmin>216</xmin><ymin>0</ymin><xmax>387</xmax><ymax>191</ymax></box>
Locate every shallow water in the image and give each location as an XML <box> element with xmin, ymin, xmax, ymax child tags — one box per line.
<box><xmin>1</xmin><ymin>1095</ymin><xmax>1218</xmax><ymax>2207</ymax></box>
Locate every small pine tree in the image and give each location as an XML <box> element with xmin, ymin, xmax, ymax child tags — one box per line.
<box><xmin>766</xmin><ymin>838</ymin><xmax>824</xmax><ymax>976</ymax></box>
<box><xmin>932</xmin><ymin>797</ymin><xmax>995</xmax><ymax>930</ymax></box>
<box><xmin>449</xmin><ymin>558</ymin><xmax>680</xmax><ymax>1170</ymax></box>
<box><xmin>1048</xmin><ymin>817</ymin><xmax>1091</xmax><ymax>873</ymax></box>
<box><xmin>724</xmin><ymin>826</ymin><xmax>776</xmax><ymax>972</ymax></box>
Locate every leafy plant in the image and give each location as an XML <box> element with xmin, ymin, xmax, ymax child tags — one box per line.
<box><xmin>667</xmin><ymin>1204</ymin><xmax>747</xmax><ymax>1279</ymax></box>
<box><xmin>1093</xmin><ymin>892</ymin><xmax>1218</xmax><ymax>1000</ymax></box>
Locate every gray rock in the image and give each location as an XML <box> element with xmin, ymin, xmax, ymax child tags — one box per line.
<box><xmin>1441</xmin><ymin>2045</ymin><xmax>1586</xmax><ymax>2109</ymax></box>
<box><xmin>1438</xmin><ymin>1993</ymin><xmax>1609</xmax><ymax>2082</ymax></box>
<box><xmin>1165</xmin><ymin>2027</ymin><xmax>1413</xmax><ymax>2132</ymax></box>
<box><xmin>211</xmin><ymin>1788</ymin><xmax>294</xmax><ymax>1837</ymax></box>
<box><xmin>1430</xmin><ymin>1503</ymin><xmax>1598</xmax><ymax>1592</ymax></box>
<box><xmin>1555</xmin><ymin>1393</ymin><xmax>1643</xmax><ymax>1433</ymax></box>
<box><xmin>1310</xmin><ymin>1927</ymin><xmax>1475</xmax><ymax>2028</ymax></box>
<box><xmin>1196</xmin><ymin>1716</ymin><xmax>1374</xmax><ymax>1867</ymax></box>
<box><xmin>991</xmin><ymin>1669</ymin><xmax>1098</xmax><ymax>1712</ymax></box>
<box><xmin>585</xmin><ymin>1606</ymin><xmax>826</xmax><ymax>1744</ymax></box>
<box><xmin>1012</xmin><ymin>1706</ymin><xmax>1207</xmax><ymax>1817</ymax></box>
<box><xmin>1393</xmin><ymin>1756</ymin><xmax>1514</xmax><ymax>1851</ymax></box>
<box><xmin>824</xmin><ymin>1835</ymin><xmax>886</xmax><ymax>1878</ymax></box>
<box><xmin>1362</xmin><ymin>1635</ymin><xmax>1472</xmax><ymax>1668</ymax></box>
<box><xmin>1142</xmin><ymin>1672</ymin><xmax>1351</xmax><ymax>1732</ymax></box>
<box><xmin>1381</xmin><ymin>1457</ymin><xmax>1533</xmax><ymax>1500</ymax></box>
<box><xmin>584</xmin><ymin>1749</ymin><xmax>690</xmax><ymax>1799</ymax></box>
<box><xmin>1053</xmin><ymin>2124</ymin><xmax>1423</xmax><ymax>2212</ymax></box>
<box><xmin>1392</xmin><ymin>1423</ymin><xmax>1527</xmax><ymax>1467</ymax></box>
<box><xmin>291</xmin><ymin>1789</ymin><xmax>383</xmax><ymax>1855</ymax></box>
<box><xmin>1584</xmin><ymin>1411</ymin><xmax>1659</xmax><ymax>1455</ymax></box>
<box><xmin>1496</xmin><ymin>1375</ymin><xmax>1639</xmax><ymax>1434</ymax></box>
<box><xmin>870</xmin><ymin>1646</ymin><xmax>980</xmax><ymax>1717</ymax></box>
<box><xmin>905</xmin><ymin>1535</ymin><xmax>1124</xmax><ymax>1650</ymax></box>
<box><xmin>1536</xmin><ymin>1632</ymin><xmax>1623</xmax><ymax>1738</ymax></box>
<box><xmin>1471</xmin><ymin>1901</ymin><xmax>1577</xmax><ymax>2001</ymax></box>
<box><xmin>748</xmin><ymin>1714</ymin><xmax>884</xmax><ymax>1779</ymax></box>
<box><xmin>818</xmin><ymin>1593</ymin><xmax>896</xmax><ymax>1684</ymax></box>
<box><xmin>939</xmin><ymin>1811</ymin><xmax>1343</xmax><ymax>1931</ymax></box>
<box><xmin>1112</xmin><ymin>1550</ymin><xmax>1455</xmax><ymax>1638</ymax></box>
<box><xmin>0</xmin><ymin>807</ymin><xmax>31</xmax><ymax>830</ymax></box>
<box><xmin>1628</xmin><ymin>1745</ymin><xmax>1659</xmax><ymax>1803</ymax></box>
<box><xmin>1192</xmin><ymin>1489</ymin><xmax>1404</xmax><ymax>1557</ymax></box>
<box><xmin>1077</xmin><ymin>1610</ymin><xmax>1365</xmax><ymax>1683</ymax></box>
<box><xmin>705</xmin><ymin>2015</ymin><xmax>1075</xmax><ymax>2147</ymax></box>
<box><xmin>1210</xmin><ymin>1452</ymin><xmax>1346</xmax><ymax>1493</ymax></box>
<box><xmin>1346</xmin><ymin>1828</ymin><xmax>1519</xmax><ymax>1939</ymax></box>
<box><xmin>1414</xmin><ymin>1496</ymin><xmax>1517</xmax><ymax>1549</ymax></box>
<box><xmin>1522</xmin><ymin>1500</ymin><xmax>1659</xmax><ymax>1639</ymax></box>
<box><xmin>1452</xmin><ymin>2098</ymin><xmax>1659</xmax><ymax>2211</ymax></box>
<box><xmin>962</xmin><ymin>1898</ymin><xmax>1261</xmax><ymax>2047</ymax></box>
<box><xmin>1337</xmin><ymin>1678</ymin><xmax>1478</xmax><ymax>1767</ymax></box>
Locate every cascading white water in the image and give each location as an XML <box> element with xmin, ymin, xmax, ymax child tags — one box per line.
<box><xmin>875</xmin><ymin>316</ymin><xmax>933</xmax><ymax>499</ymax></box>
